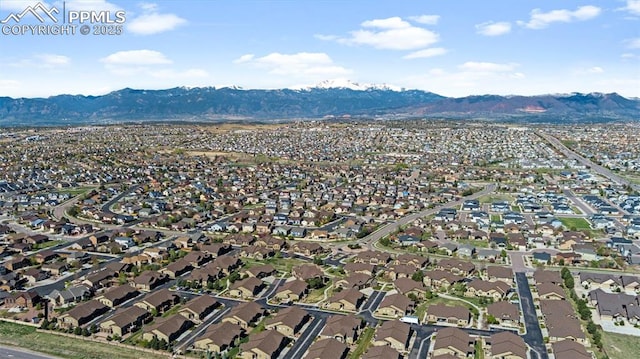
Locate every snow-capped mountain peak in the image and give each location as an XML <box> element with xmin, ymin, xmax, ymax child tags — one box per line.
<box><xmin>309</xmin><ymin>79</ymin><xmax>402</xmax><ymax>91</ymax></box>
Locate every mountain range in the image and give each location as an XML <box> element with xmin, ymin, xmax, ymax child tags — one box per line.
<box><xmin>0</xmin><ymin>81</ymin><xmax>638</xmax><ymax>126</ymax></box>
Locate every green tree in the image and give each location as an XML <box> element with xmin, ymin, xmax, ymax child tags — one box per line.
<box><xmin>411</xmin><ymin>270</ymin><xmax>424</xmax><ymax>282</ymax></box>
<box><xmin>486</xmin><ymin>315</ymin><xmax>498</xmax><ymax>324</ymax></box>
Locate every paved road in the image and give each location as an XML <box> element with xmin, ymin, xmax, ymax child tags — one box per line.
<box><xmin>515</xmin><ymin>272</ymin><xmax>548</xmax><ymax>359</ymax></box>
<box><xmin>0</xmin><ymin>346</ymin><xmax>59</xmax><ymax>359</ymax></box>
<box><xmin>539</xmin><ymin>131</ymin><xmax>639</xmax><ymax>192</ymax></box>
<box><xmin>282</xmin><ymin>316</ymin><xmax>327</xmax><ymax>359</ymax></box>
<box><xmin>359</xmin><ymin>183</ymin><xmax>496</xmax><ymax>250</ymax></box>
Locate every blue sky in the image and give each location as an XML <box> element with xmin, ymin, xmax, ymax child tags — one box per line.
<box><xmin>0</xmin><ymin>0</ymin><xmax>639</xmax><ymax>98</ymax></box>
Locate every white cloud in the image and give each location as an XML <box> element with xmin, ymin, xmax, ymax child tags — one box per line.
<box><xmin>403</xmin><ymin>47</ymin><xmax>448</xmax><ymax>59</ymax></box>
<box><xmin>101</xmin><ymin>50</ymin><xmax>172</xmax><ymax>65</ymax></box>
<box><xmin>587</xmin><ymin>66</ymin><xmax>604</xmax><ymax>73</ymax></box>
<box><xmin>476</xmin><ymin>21</ymin><xmax>512</xmax><ymax>36</ymax></box>
<box><xmin>127</xmin><ymin>3</ymin><xmax>186</xmax><ymax>35</ymax></box>
<box><xmin>621</xmin><ymin>0</ymin><xmax>640</xmax><ymax>16</ymax></box>
<box><xmin>408</xmin><ymin>15</ymin><xmax>440</xmax><ymax>25</ymax></box>
<box><xmin>459</xmin><ymin>61</ymin><xmax>518</xmax><ymax>72</ymax></box>
<box><xmin>519</xmin><ymin>5</ymin><xmax>601</xmax><ymax>29</ymax></box>
<box><xmin>149</xmin><ymin>68</ymin><xmax>209</xmax><ymax>79</ymax></box>
<box><xmin>0</xmin><ymin>79</ymin><xmax>20</xmax><ymax>89</ymax></box>
<box><xmin>235</xmin><ymin>52</ymin><xmax>351</xmax><ymax>78</ymax></box>
<box><xmin>319</xmin><ymin>16</ymin><xmax>439</xmax><ymax>50</ymax></box>
<box><xmin>233</xmin><ymin>54</ymin><xmax>255</xmax><ymax>64</ymax></box>
<box><xmin>626</xmin><ymin>38</ymin><xmax>640</xmax><ymax>48</ymax></box>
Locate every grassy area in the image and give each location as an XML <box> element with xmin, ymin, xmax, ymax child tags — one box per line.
<box><xmin>0</xmin><ymin>321</ymin><xmax>168</xmax><ymax>359</ymax></box>
<box><xmin>349</xmin><ymin>327</ymin><xmax>375</xmax><ymax>359</ymax></box>
<box><xmin>161</xmin><ymin>304</ymin><xmax>181</xmax><ymax>318</ymax></box>
<box><xmin>474</xmin><ymin>340</ymin><xmax>485</xmax><ymax>359</ymax></box>
<box><xmin>478</xmin><ymin>195</ymin><xmax>514</xmax><ymax>204</ymax></box>
<box><xmin>57</xmin><ymin>187</ymin><xmax>94</xmax><ymax>196</ymax></box>
<box><xmin>559</xmin><ymin>217</ymin><xmax>591</xmax><ymax>230</ymax></box>
<box><xmin>457</xmin><ymin>239</ymin><xmax>489</xmax><ymax>248</ymax></box>
<box><xmin>490</xmin><ymin>214</ymin><xmax>501</xmax><ymax>222</ymax></box>
<box><xmin>243</xmin><ymin>256</ymin><xmax>303</xmax><ymax>275</ymax></box>
<box><xmin>33</xmin><ymin>240</ymin><xmax>60</xmax><ymax>250</ymax></box>
<box><xmin>303</xmin><ymin>283</ymin><xmax>332</xmax><ymax>303</ymax></box>
<box><xmin>601</xmin><ymin>331</ymin><xmax>640</xmax><ymax>359</ymax></box>
<box><xmin>510</xmin><ymin>205</ymin><xmax>521</xmax><ymax>212</ymax></box>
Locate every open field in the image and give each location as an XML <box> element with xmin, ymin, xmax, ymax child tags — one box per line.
<box><xmin>601</xmin><ymin>331</ymin><xmax>640</xmax><ymax>359</ymax></box>
<box><xmin>478</xmin><ymin>194</ymin><xmax>514</xmax><ymax>204</ymax></box>
<box><xmin>559</xmin><ymin>217</ymin><xmax>591</xmax><ymax>230</ymax></box>
<box><xmin>0</xmin><ymin>321</ymin><xmax>169</xmax><ymax>359</ymax></box>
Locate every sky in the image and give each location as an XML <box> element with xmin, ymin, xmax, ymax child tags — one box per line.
<box><xmin>0</xmin><ymin>0</ymin><xmax>639</xmax><ymax>98</ymax></box>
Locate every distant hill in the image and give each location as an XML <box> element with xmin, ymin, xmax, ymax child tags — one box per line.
<box><xmin>0</xmin><ymin>84</ymin><xmax>638</xmax><ymax>126</ymax></box>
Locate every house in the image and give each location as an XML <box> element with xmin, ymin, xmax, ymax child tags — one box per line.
<box><xmin>290</xmin><ymin>241</ymin><xmax>326</xmax><ymax>256</ymax></box>
<box><xmin>487</xmin><ymin>301</ymin><xmax>520</xmax><ymax>327</ymax></box>
<box><xmin>96</xmin><ymin>284</ymin><xmax>139</xmax><ymax>307</ymax></box>
<box><xmin>199</xmin><ymin>243</ymin><xmax>232</xmax><ymax>257</ymax></box>
<box><xmin>533</xmin><ymin>269</ymin><xmax>562</xmax><ymax>285</ymax></box>
<box><xmin>335</xmin><ymin>273</ymin><xmax>374</xmax><ymax>290</ymax></box>
<box><xmin>142</xmin><ymin>314</ymin><xmax>194</xmax><ymax>343</ymax></box>
<box><xmin>374</xmin><ymin>293</ymin><xmax>414</xmax><ymax>318</ymax></box>
<box><xmin>47</xmin><ymin>285</ymin><xmax>91</xmax><ymax>306</ymax></box>
<box><xmin>371</xmin><ymin>320</ymin><xmax>412</xmax><ymax>352</ymax></box>
<box><xmin>362</xmin><ymin>345</ymin><xmax>402</xmax><ymax>359</ymax></box>
<box><xmin>324</xmin><ymin>288</ymin><xmax>366</xmax><ymax>312</ymax></box>
<box><xmin>426</xmin><ymin>304</ymin><xmax>471</xmax><ymax>326</ymax></box>
<box><xmin>238</xmin><ymin>329</ymin><xmax>288</xmax><ymax>359</ymax></box>
<box><xmin>532</xmin><ymin>251</ymin><xmax>552</xmax><ymax>263</ymax></box>
<box><xmin>228</xmin><ymin>277</ymin><xmax>265</xmax><ymax>299</ymax></box>
<box><xmin>387</xmin><ymin>264</ymin><xmax>417</xmax><ymax>281</ymax></box>
<box><xmin>319</xmin><ymin>314</ymin><xmax>364</xmax><ymax>345</ymax></box>
<box><xmin>436</xmin><ymin>259</ymin><xmax>475</xmax><ymax>276</ymax></box>
<box><xmin>536</xmin><ymin>283</ymin><xmax>566</xmax><ymax>300</ymax></box>
<box><xmin>465</xmin><ymin>279</ymin><xmax>511</xmax><ymax>301</ymax></box>
<box><xmin>264</xmin><ymin>306</ymin><xmax>311</xmax><ymax>338</ymax></box>
<box><xmin>273</xmin><ymin>279</ymin><xmax>309</xmax><ymax>303</ymax></box>
<box><xmin>222</xmin><ymin>302</ymin><xmax>266</xmax><ymax>329</ymax></box>
<box><xmin>393</xmin><ymin>277</ymin><xmax>428</xmax><ymax>299</ymax></box>
<box><xmin>132</xmin><ymin>271</ymin><xmax>168</xmax><ymax>291</ymax></box>
<box><xmin>59</xmin><ymin>300</ymin><xmax>109</xmax><ymax>328</ymax></box>
<box><xmin>552</xmin><ymin>340</ymin><xmax>591</xmax><ymax>359</ymax></box>
<box><xmin>353</xmin><ymin>250</ymin><xmax>391</xmax><ymax>265</ymax></box>
<box><xmin>100</xmin><ymin>306</ymin><xmax>151</xmax><ymax>337</ymax></box>
<box><xmin>178</xmin><ymin>295</ymin><xmax>220</xmax><ymax>324</ymax></box>
<box><xmin>211</xmin><ymin>255</ymin><xmax>242</xmax><ymax>275</ymax></box>
<box><xmin>5</xmin><ymin>290</ymin><xmax>41</xmax><ymax>309</ymax></box>
<box><xmin>245</xmin><ymin>264</ymin><xmax>277</xmax><ymax>279</ymax></box>
<box><xmin>193</xmin><ymin>322</ymin><xmax>246</xmax><ymax>354</ymax></box>
<box><xmin>540</xmin><ymin>300</ymin><xmax>587</xmax><ymax>344</ymax></box>
<box><xmin>292</xmin><ymin>264</ymin><xmax>325</xmax><ymax>282</ymax></box>
<box><xmin>305</xmin><ymin>338</ymin><xmax>349</xmax><ymax>359</ymax></box>
<box><xmin>159</xmin><ymin>258</ymin><xmax>193</xmax><ymax>279</ymax></box>
<box><xmin>343</xmin><ymin>262</ymin><xmax>377</xmax><ymax>277</ymax></box>
<box><xmin>22</xmin><ymin>268</ymin><xmax>50</xmax><ymax>284</ymax></box>
<box><xmin>183</xmin><ymin>251</ymin><xmax>212</xmax><ymax>268</ymax></box>
<box><xmin>432</xmin><ymin>327</ymin><xmax>474</xmax><ymax>358</ymax></box>
<box><xmin>487</xmin><ymin>331</ymin><xmax>528</xmax><ymax>359</ymax></box>
<box><xmin>486</xmin><ymin>266</ymin><xmax>514</xmax><ymax>285</ymax></box>
<box><xmin>134</xmin><ymin>288</ymin><xmax>180</xmax><ymax>314</ymax></box>
<box><xmin>423</xmin><ymin>270</ymin><xmax>464</xmax><ymax>290</ymax></box>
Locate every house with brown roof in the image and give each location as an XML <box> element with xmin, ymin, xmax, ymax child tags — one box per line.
<box><xmin>371</xmin><ymin>320</ymin><xmax>413</xmax><ymax>352</ymax></box>
<box><xmin>142</xmin><ymin>314</ymin><xmax>194</xmax><ymax>343</ymax></box>
<box><xmin>228</xmin><ymin>277</ymin><xmax>265</xmax><ymax>299</ymax></box>
<box><xmin>486</xmin><ymin>266</ymin><xmax>514</xmax><ymax>285</ymax></box>
<box><xmin>536</xmin><ymin>283</ymin><xmax>566</xmax><ymax>300</ymax></box>
<box><xmin>552</xmin><ymin>340</ymin><xmax>591</xmax><ymax>359</ymax></box>
<box><xmin>238</xmin><ymin>329</ymin><xmax>289</xmax><ymax>359</ymax></box>
<box><xmin>100</xmin><ymin>306</ymin><xmax>151</xmax><ymax>337</ymax></box>
<box><xmin>132</xmin><ymin>271</ymin><xmax>168</xmax><ymax>291</ymax></box>
<box><xmin>187</xmin><ymin>264</ymin><xmax>223</xmax><ymax>287</ymax></box>
<box><xmin>254</xmin><ymin>235</ymin><xmax>285</xmax><ymax>250</ymax></box>
<box><xmin>393</xmin><ymin>277</ymin><xmax>428</xmax><ymax>299</ymax></box>
<box><xmin>178</xmin><ymin>295</ymin><xmax>220</xmax><ymax>324</ymax></box>
<box><xmin>432</xmin><ymin>327</ymin><xmax>474</xmax><ymax>358</ymax></box>
<box><xmin>59</xmin><ymin>300</ymin><xmax>109</xmax><ymax>329</ymax></box>
<box><xmin>487</xmin><ymin>301</ymin><xmax>520</xmax><ymax>327</ymax></box>
<box><xmin>343</xmin><ymin>262</ymin><xmax>377</xmax><ymax>277</ymax></box>
<box><xmin>193</xmin><ymin>322</ymin><xmax>246</xmax><ymax>354</ymax></box>
<box><xmin>265</xmin><ymin>306</ymin><xmax>311</xmax><ymax>338</ymax></box>
<box><xmin>273</xmin><ymin>279</ymin><xmax>309</xmax><ymax>303</ymax></box>
<box><xmin>199</xmin><ymin>243</ymin><xmax>232</xmax><ymax>257</ymax></box>
<box><xmin>353</xmin><ymin>250</ymin><xmax>391</xmax><ymax>265</ymax></box>
<box><xmin>239</xmin><ymin>245</ymin><xmax>275</xmax><ymax>260</ymax></box>
<box><xmin>426</xmin><ymin>304</ymin><xmax>471</xmax><ymax>327</ymax></box>
<box><xmin>320</xmin><ymin>314</ymin><xmax>364</xmax><ymax>345</ymax></box>
<box><xmin>159</xmin><ymin>258</ymin><xmax>193</xmax><ymax>279</ymax></box>
<box><xmin>245</xmin><ymin>264</ymin><xmax>277</xmax><ymax>279</ymax></box>
<box><xmin>533</xmin><ymin>269</ymin><xmax>562</xmax><ymax>285</ymax></box>
<box><xmin>134</xmin><ymin>288</ymin><xmax>180</xmax><ymax>314</ymax></box>
<box><xmin>4</xmin><ymin>290</ymin><xmax>41</xmax><ymax>309</ymax></box>
<box><xmin>465</xmin><ymin>279</ymin><xmax>511</xmax><ymax>301</ymax></box>
<box><xmin>96</xmin><ymin>284</ymin><xmax>139</xmax><ymax>307</ymax></box>
<box><xmin>211</xmin><ymin>255</ymin><xmax>242</xmax><ymax>275</ymax></box>
<box><xmin>222</xmin><ymin>302</ymin><xmax>266</xmax><ymax>329</ymax></box>
<box><xmin>292</xmin><ymin>264</ymin><xmax>325</xmax><ymax>282</ymax></box>
<box><xmin>305</xmin><ymin>338</ymin><xmax>349</xmax><ymax>359</ymax></box>
<box><xmin>335</xmin><ymin>273</ymin><xmax>374</xmax><ymax>290</ymax></box>
<box><xmin>289</xmin><ymin>241</ymin><xmax>327</xmax><ymax>256</ymax></box>
<box><xmin>324</xmin><ymin>288</ymin><xmax>366</xmax><ymax>312</ymax></box>
<box><xmin>487</xmin><ymin>331</ymin><xmax>528</xmax><ymax>359</ymax></box>
<box><xmin>394</xmin><ymin>253</ymin><xmax>429</xmax><ymax>269</ymax></box>
<box><xmin>387</xmin><ymin>264</ymin><xmax>418</xmax><ymax>281</ymax></box>
<box><xmin>436</xmin><ymin>259</ymin><xmax>475</xmax><ymax>276</ymax></box>
<box><xmin>423</xmin><ymin>270</ymin><xmax>464</xmax><ymax>290</ymax></box>
<box><xmin>374</xmin><ymin>293</ymin><xmax>414</xmax><ymax>318</ymax></box>
<box><xmin>183</xmin><ymin>250</ymin><xmax>212</xmax><ymax>267</ymax></box>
